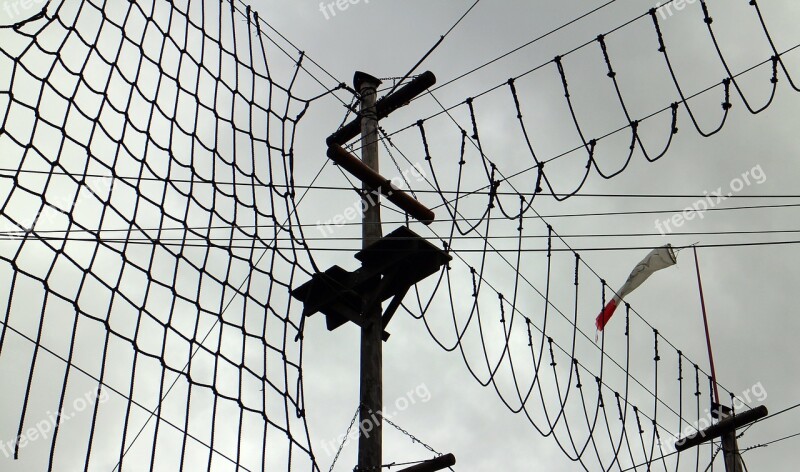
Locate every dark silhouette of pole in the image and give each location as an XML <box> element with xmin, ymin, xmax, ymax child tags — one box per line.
<box><xmin>396</xmin><ymin>453</ymin><xmax>456</xmax><ymax>472</ymax></box>
<box><xmin>719</xmin><ymin>407</ymin><xmax>744</xmax><ymax>472</ymax></box>
<box><xmin>356</xmin><ymin>71</ymin><xmax>383</xmax><ymax>472</ymax></box>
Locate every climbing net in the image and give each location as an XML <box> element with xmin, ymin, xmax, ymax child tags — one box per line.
<box><xmin>1</xmin><ymin>0</ymin><xmax>797</xmax><ymax>470</ymax></box>
<box><xmin>311</xmin><ymin>1</ymin><xmax>798</xmax><ymax>470</ymax></box>
<box><xmin>0</xmin><ymin>0</ymin><xmax>338</xmax><ymax>470</ymax></box>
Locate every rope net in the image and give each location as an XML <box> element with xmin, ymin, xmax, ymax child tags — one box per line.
<box><xmin>0</xmin><ymin>0</ymin><xmax>795</xmax><ymax>471</ymax></box>
<box><xmin>0</xmin><ymin>0</ymin><xmax>326</xmax><ymax>470</ymax></box>
<box><xmin>309</xmin><ymin>1</ymin><xmax>795</xmax><ymax>470</ymax></box>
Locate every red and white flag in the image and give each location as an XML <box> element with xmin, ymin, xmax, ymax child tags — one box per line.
<box><xmin>595</xmin><ymin>244</ymin><xmax>677</xmax><ymax>332</ymax></box>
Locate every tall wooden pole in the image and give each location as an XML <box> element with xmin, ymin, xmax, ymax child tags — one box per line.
<box><xmin>356</xmin><ymin>72</ymin><xmax>383</xmax><ymax>472</ymax></box>
<box><xmin>719</xmin><ymin>407</ymin><xmax>744</xmax><ymax>472</ymax></box>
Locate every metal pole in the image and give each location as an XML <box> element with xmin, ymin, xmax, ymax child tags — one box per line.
<box><xmin>356</xmin><ymin>71</ymin><xmax>383</xmax><ymax>472</ymax></box>
<box><xmin>691</xmin><ymin>246</ymin><xmax>744</xmax><ymax>472</ymax></box>
<box><xmin>692</xmin><ymin>245</ymin><xmax>721</xmax><ymax>408</ymax></box>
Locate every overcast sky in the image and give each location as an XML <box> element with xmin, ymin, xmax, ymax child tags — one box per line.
<box><xmin>257</xmin><ymin>1</ymin><xmax>800</xmax><ymax>471</ymax></box>
<box><xmin>1</xmin><ymin>0</ymin><xmax>800</xmax><ymax>471</ymax></box>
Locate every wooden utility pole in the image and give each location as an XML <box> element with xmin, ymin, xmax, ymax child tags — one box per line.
<box><xmin>719</xmin><ymin>406</ymin><xmax>744</xmax><ymax>472</ymax></box>
<box><xmin>293</xmin><ymin>70</ymin><xmax>446</xmax><ymax>471</ymax></box>
<box><xmin>356</xmin><ymin>71</ymin><xmax>383</xmax><ymax>472</ymax></box>
<box><xmin>676</xmin><ymin>404</ymin><xmax>767</xmax><ymax>472</ymax></box>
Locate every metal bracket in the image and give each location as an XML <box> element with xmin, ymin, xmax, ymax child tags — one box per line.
<box><xmin>290</xmin><ymin>226</ymin><xmax>451</xmax><ymax>340</ymax></box>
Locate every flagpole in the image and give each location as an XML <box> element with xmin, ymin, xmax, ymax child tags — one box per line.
<box><xmin>692</xmin><ymin>245</ymin><xmax>721</xmax><ymax>413</ymax></box>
